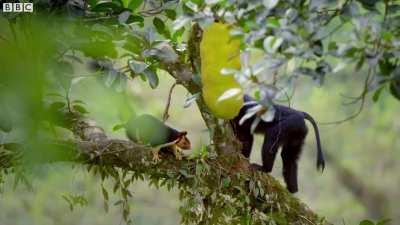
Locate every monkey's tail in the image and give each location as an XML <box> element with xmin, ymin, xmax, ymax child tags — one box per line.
<box><xmin>303</xmin><ymin>112</ymin><xmax>325</xmax><ymax>172</ymax></box>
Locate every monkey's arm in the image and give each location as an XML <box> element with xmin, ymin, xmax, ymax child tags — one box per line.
<box><xmin>236</xmin><ymin>131</ymin><xmax>253</xmax><ymax>158</ymax></box>
<box><xmin>151</xmin><ymin>139</ymin><xmax>181</xmax><ymax>163</ymax></box>
<box><xmin>171</xmin><ymin>145</ymin><xmax>183</xmax><ymax>160</ymax></box>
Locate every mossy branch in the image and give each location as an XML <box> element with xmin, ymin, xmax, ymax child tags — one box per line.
<box><xmin>0</xmin><ymin>109</ymin><xmax>330</xmax><ymax>225</ymax></box>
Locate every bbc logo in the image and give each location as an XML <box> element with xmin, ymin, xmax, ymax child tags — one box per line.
<box><xmin>2</xmin><ymin>3</ymin><xmax>33</xmax><ymax>12</ymax></box>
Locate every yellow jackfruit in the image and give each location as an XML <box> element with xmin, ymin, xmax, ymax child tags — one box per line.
<box><xmin>200</xmin><ymin>23</ymin><xmax>243</xmax><ymax>119</ymax></box>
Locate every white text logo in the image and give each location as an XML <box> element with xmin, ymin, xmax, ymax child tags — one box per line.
<box><xmin>2</xmin><ymin>3</ymin><xmax>33</xmax><ymax>12</ymax></box>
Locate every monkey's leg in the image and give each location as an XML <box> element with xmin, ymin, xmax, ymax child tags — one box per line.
<box><xmin>238</xmin><ymin>132</ymin><xmax>253</xmax><ymax>158</ymax></box>
<box><xmin>279</xmin><ymin>114</ymin><xmax>307</xmax><ymax>193</ymax></box>
<box><xmin>261</xmin><ymin>130</ymin><xmax>280</xmax><ymax>172</ymax></box>
<box><xmin>151</xmin><ymin>148</ymin><xmax>161</xmax><ymax>163</ymax></box>
<box><xmin>249</xmin><ymin>163</ymin><xmax>263</xmax><ymax>171</ymax></box>
<box><xmin>281</xmin><ymin>141</ymin><xmax>303</xmax><ymax>193</ymax></box>
<box><xmin>152</xmin><ymin>139</ymin><xmax>180</xmax><ymax>163</ymax></box>
<box><xmin>171</xmin><ymin>145</ymin><xmax>183</xmax><ymax>160</ymax></box>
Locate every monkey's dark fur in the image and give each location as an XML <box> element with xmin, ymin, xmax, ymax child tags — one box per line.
<box><xmin>231</xmin><ymin>95</ymin><xmax>325</xmax><ymax>193</ymax></box>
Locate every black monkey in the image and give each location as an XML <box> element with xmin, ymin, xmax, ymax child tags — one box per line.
<box><xmin>231</xmin><ymin>95</ymin><xmax>325</xmax><ymax>193</ymax></box>
<box><xmin>125</xmin><ymin>114</ymin><xmax>191</xmax><ymax>162</ymax></box>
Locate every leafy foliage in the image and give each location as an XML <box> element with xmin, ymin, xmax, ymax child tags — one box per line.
<box><xmin>359</xmin><ymin>219</ymin><xmax>391</xmax><ymax>225</ymax></box>
<box><xmin>62</xmin><ymin>193</ymin><xmax>89</xmax><ymax>211</ymax></box>
<box><xmin>1</xmin><ymin>0</ymin><xmax>400</xmax><ymax>224</ymax></box>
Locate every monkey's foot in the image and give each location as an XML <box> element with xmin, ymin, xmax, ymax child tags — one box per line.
<box><xmin>249</xmin><ymin>163</ymin><xmax>263</xmax><ymax>172</ymax></box>
<box><xmin>151</xmin><ymin>149</ymin><xmax>161</xmax><ymax>163</ymax></box>
<box><xmin>172</xmin><ymin>147</ymin><xmax>183</xmax><ymax>160</ymax></box>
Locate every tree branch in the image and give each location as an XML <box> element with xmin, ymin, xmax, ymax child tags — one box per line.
<box><xmin>0</xmin><ymin>112</ymin><xmax>330</xmax><ymax>225</ymax></box>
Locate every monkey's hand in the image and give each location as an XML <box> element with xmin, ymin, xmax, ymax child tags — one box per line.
<box><xmin>172</xmin><ymin>145</ymin><xmax>183</xmax><ymax>160</ymax></box>
<box><xmin>151</xmin><ymin>139</ymin><xmax>180</xmax><ymax>163</ymax></box>
<box><xmin>249</xmin><ymin>163</ymin><xmax>263</xmax><ymax>172</ymax></box>
<box><xmin>151</xmin><ymin>148</ymin><xmax>161</xmax><ymax>163</ymax></box>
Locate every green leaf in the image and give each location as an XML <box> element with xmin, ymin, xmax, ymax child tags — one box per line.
<box><xmin>345</xmin><ymin>47</ymin><xmax>359</xmax><ymax>58</ymax></box>
<box><xmin>263</xmin><ymin>36</ymin><xmax>283</xmax><ymax>54</ymax></box>
<box><xmin>123</xmin><ymin>207</ymin><xmax>130</xmax><ymax>221</ymax></box>
<box><xmin>381</xmin><ymin>31</ymin><xmax>393</xmax><ymax>42</ymax></box>
<box><xmin>49</xmin><ymin>102</ymin><xmax>66</xmax><ymax>111</ymax></box>
<box><xmin>172</xmin><ymin>16</ymin><xmax>190</xmax><ymax>31</ymax></box>
<box><xmin>103</xmin><ymin>200</ymin><xmax>109</xmax><ymax>212</ymax></box>
<box><xmin>128</xmin><ymin>0</ymin><xmax>143</xmax><ymax>11</ymax></box>
<box><xmin>152</xmin><ymin>17</ymin><xmax>170</xmax><ymax>38</ymax></box>
<box><xmin>92</xmin><ymin>2</ymin><xmax>123</xmax><ymax>12</ymax></box>
<box><xmin>101</xmin><ymin>185</ymin><xmax>109</xmax><ymax>201</ymax></box>
<box><xmin>129</xmin><ymin>59</ymin><xmax>148</xmax><ymax>73</ymax></box>
<box><xmin>184</xmin><ymin>1</ymin><xmax>198</xmax><ymax>12</ymax></box>
<box><xmin>378</xmin><ymin>59</ymin><xmax>395</xmax><ymax>77</ymax></box>
<box><xmin>372</xmin><ymin>87</ymin><xmax>384</xmax><ymax>102</ymax></box>
<box><xmin>46</xmin><ymin>93</ymin><xmax>65</xmax><ymax>98</ymax></box>
<box><xmin>114</xmin><ymin>200</ymin><xmax>124</xmax><ymax>206</ymax></box>
<box><xmin>72</xmin><ymin>99</ymin><xmax>86</xmax><ymax>105</ymax></box>
<box><xmin>355</xmin><ymin>55</ymin><xmax>365</xmax><ymax>71</ymax></box>
<box><xmin>165</xmin><ymin>9</ymin><xmax>177</xmax><ymax>20</ymax></box>
<box><xmin>123</xmin><ymin>35</ymin><xmax>144</xmax><ymax>53</ymax></box>
<box><xmin>240</xmin><ymin>212</ymin><xmax>251</xmax><ymax>225</ymax></box>
<box><xmin>390</xmin><ymin>80</ymin><xmax>400</xmax><ymax>101</ymax></box>
<box><xmin>266</xmin><ymin>17</ymin><xmax>280</xmax><ymax>28</ymax></box>
<box><xmin>359</xmin><ymin>220</ymin><xmax>375</xmax><ymax>225</ymax></box>
<box><xmin>113</xmin><ymin>124</ymin><xmax>125</xmax><ymax>131</ymax></box>
<box><xmin>312</xmin><ymin>40</ymin><xmax>323</xmax><ymax>57</ymax></box>
<box><xmin>113</xmin><ymin>181</ymin><xmax>120</xmax><ymax>193</ymax></box>
<box><xmin>73</xmin><ymin>105</ymin><xmax>88</xmax><ymax>114</ymax></box>
<box><xmin>118</xmin><ymin>11</ymin><xmax>131</xmax><ymax>24</ymax></box>
<box><xmin>143</xmin><ymin>68</ymin><xmax>159</xmax><ymax>89</ymax></box>
<box><xmin>377</xmin><ymin>219</ymin><xmax>391</xmax><ymax>225</ymax></box>
<box><xmin>88</xmin><ymin>0</ymin><xmax>99</xmax><ymax>7</ymax></box>
<box><xmin>328</xmin><ymin>42</ymin><xmax>337</xmax><ymax>52</ymax></box>
<box><xmin>172</xmin><ymin>27</ymin><xmax>185</xmax><ymax>42</ymax></box>
<box><xmin>61</xmin><ymin>195</ymin><xmax>73</xmax><ymax>211</ymax></box>
<box><xmin>0</xmin><ymin>107</ymin><xmax>12</xmax><ymax>133</ymax></box>
<box><xmin>222</xmin><ymin>177</ymin><xmax>231</xmax><ymax>188</ymax></box>
<box><xmin>80</xmin><ymin>40</ymin><xmax>118</xmax><ymax>59</ymax></box>
<box><xmin>263</xmin><ymin>0</ymin><xmax>279</xmax><ymax>10</ymax></box>
<box><xmin>153</xmin><ymin>17</ymin><xmax>166</xmax><ymax>34</ymax></box>
<box><xmin>127</xmin><ymin>15</ymin><xmax>144</xmax><ymax>26</ymax></box>
<box><xmin>179</xmin><ymin>169</ymin><xmax>189</xmax><ymax>178</ymax></box>
<box><xmin>357</xmin><ymin>0</ymin><xmax>378</xmax><ymax>10</ymax></box>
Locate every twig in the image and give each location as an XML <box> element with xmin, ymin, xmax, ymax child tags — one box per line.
<box><xmin>322</xmin><ymin>0</ymin><xmax>351</xmax><ymax>26</ymax></box>
<box><xmin>272</xmin><ymin>71</ymin><xmax>278</xmax><ymax>85</ymax></box>
<box><xmin>139</xmin><ymin>0</ymin><xmax>163</xmax><ymax>16</ymax></box>
<box><xmin>283</xmin><ymin>90</ymin><xmax>292</xmax><ymax>108</ymax></box>
<box><xmin>319</xmin><ymin>68</ymin><xmax>372</xmax><ymax>125</ymax></box>
<box><xmin>162</xmin><ymin>82</ymin><xmax>177</xmax><ymax>122</ymax></box>
<box><xmin>66</xmin><ymin>87</ymin><xmax>73</xmax><ymax>113</ymax></box>
<box><xmin>84</xmin><ymin>16</ymin><xmax>114</xmax><ymax>21</ymax></box>
<box><xmin>299</xmin><ymin>215</ymin><xmax>317</xmax><ymax>225</ymax></box>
